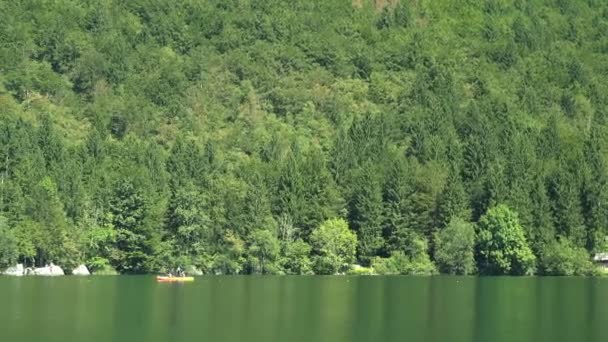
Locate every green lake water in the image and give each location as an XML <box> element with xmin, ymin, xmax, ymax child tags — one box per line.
<box><xmin>1</xmin><ymin>276</ymin><xmax>608</xmax><ymax>342</ymax></box>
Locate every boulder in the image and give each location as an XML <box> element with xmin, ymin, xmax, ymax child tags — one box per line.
<box><xmin>3</xmin><ymin>263</ymin><xmax>24</xmax><ymax>276</ymax></box>
<box><xmin>72</xmin><ymin>264</ymin><xmax>90</xmax><ymax>276</ymax></box>
<box><xmin>34</xmin><ymin>263</ymin><xmax>64</xmax><ymax>276</ymax></box>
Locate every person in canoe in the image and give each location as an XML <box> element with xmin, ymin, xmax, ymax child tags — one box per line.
<box><xmin>160</xmin><ymin>267</ymin><xmax>185</xmax><ymax>279</ymax></box>
<box><xmin>157</xmin><ymin>267</ymin><xmax>194</xmax><ymax>282</ymax></box>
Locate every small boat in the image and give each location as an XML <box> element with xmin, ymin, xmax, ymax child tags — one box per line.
<box><xmin>156</xmin><ymin>276</ymin><xmax>194</xmax><ymax>282</ymax></box>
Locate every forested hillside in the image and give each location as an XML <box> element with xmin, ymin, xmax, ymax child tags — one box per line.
<box><xmin>1</xmin><ymin>0</ymin><xmax>608</xmax><ymax>275</ymax></box>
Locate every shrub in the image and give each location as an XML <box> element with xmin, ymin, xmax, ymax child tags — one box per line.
<box><xmin>372</xmin><ymin>235</ymin><xmax>437</xmax><ymax>275</ymax></box>
<box><xmin>434</xmin><ymin>218</ymin><xmax>476</xmax><ymax>275</ymax></box>
<box><xmin>540</xmin><ymin>239</ymin><xmax>597</xmax><ymax>276</ymax></box>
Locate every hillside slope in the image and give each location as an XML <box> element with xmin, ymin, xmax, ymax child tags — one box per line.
<box><xmin>1</xmin><ymin>0</ymin><xmax>608</xmax><ymax>275</ymax></box>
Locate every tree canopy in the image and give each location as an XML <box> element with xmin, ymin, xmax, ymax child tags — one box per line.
<box><xmin>1</xmin><ymin>0</ymin><xmax>607</xmax><ymax>275</ymax></box>
<box><xmin>477</xmin><ymin>205</ymin><xmax>536</xmax><ymax>275</ymax></box>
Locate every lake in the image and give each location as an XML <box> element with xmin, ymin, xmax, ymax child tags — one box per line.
<box><xmin>1</xmin><ymin>276</ymin><xmax>607</xmax><ymax>342</ymax></box>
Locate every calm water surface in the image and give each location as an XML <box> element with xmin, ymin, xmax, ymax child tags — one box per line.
<box><xmin>1</xmin><ymin>276</ymin><xmax>607</xmax><ymax>342</ymax></box>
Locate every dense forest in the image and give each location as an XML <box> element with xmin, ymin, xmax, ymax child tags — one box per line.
<box><xmin>1</xmin><ymin>0</ymin><xmax>608</xmax><ymax>275</ymax></box>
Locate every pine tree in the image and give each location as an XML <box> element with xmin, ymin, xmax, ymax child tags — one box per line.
<box><xmin>349</xmin><ymin>163</ymin><xmax>384</xmax><ymax>265</ymax></box>
<box><xmin>166</xmin><ymin>184</ymin><xmax>211</xmax><ymax>267</ymax></box>
<box><xmin>435</xmin><ymin>172</ymin><xmax>470</xmax><ymax>229</ymax></box>
<box><xmin>548</xmin><ymin>163</ymin><xmax>586</xmax><ymax>247</ymax></box>
<box><xmin>581</xmin><ymin>127</ymin><xmax>608</xmax><ymax>252</ymax></box>
<box><xmin>383</xmin><ymin>157</ymin><xmax>414</xmax><ymax>254</ymax></box>
<box><xmin>28</xmin><ymin>177</ymin><xmax>78</xmax><ymax>267</ymax></box>
<box><xmin>110</xmin><ymin>180</ymin><xmax>159</xmax><ymax>273</ymax></box>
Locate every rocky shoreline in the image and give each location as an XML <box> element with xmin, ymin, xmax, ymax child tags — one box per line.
<box><xmin>2</xmin><ymin>263</ymin><xmax>90</xmax><ymax>276</ymax></box>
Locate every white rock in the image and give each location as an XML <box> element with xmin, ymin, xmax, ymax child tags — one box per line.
<box><xmin>72</xmin><ymin>264</ymin><xmax>90</xmax><ymax>276</ymax></box>
<box><xmin>34</xmin><ymin>263</ymin><xmax>64</xmax><ymax>276</ymax></box>
<box><xmin>3</xmin><ymin>263</ymin><xmax>24</xmax><ymax>276</ymax></box>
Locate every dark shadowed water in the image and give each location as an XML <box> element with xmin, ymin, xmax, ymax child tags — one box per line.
<box><xmin>1</xmin><ymin>276</ymin><xmax>607</xmax><ymax>342</ymax></box>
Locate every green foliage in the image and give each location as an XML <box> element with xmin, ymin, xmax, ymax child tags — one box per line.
<box><xmin>311</xmin><ymin>218</ymin><xmax>357</xmax><ymax>275</ymax></box>
<box><xmin>87</xmin><ymin>256</ymin><xmax>118</xmax><ymax>275</ymax></box>
<box><xmin>477</xmin><ymin>205</ymin><xmax>536</xmax><ymax>275</ymax></box>
<box><xmin>372</xmin><ymin>234</ymin><xmax>437</xmax><ymax>275</ymax></box>
<box><xmin>346</xmin><ymin>265</ymin><xmax>375</xmax><ymax>275</ymax></box>
<box><xmin>281</xmin><ymin>239</ymin><xmax>313</xmax><ymax>275</ymax></box>
<box><xmin>349</xmin><ymin>165</ymin><xmax>384</xmax><ymax>265</ymax></box>
<box><xmin>1</xmin><ymin>0</ymin><xmax>608</xmax><ymax>275</ymax></box>
<box><xmin>0</xmin><ymin>216</ymin><xmax>18</xmax><ymax>268</ymax></box>
<box><xmin>28</xmin><ymin>177</ymin><xmax>79</xmax><ymax>267</ymax></box>
<box><xmin>166</xmin><ymin>186</ymin><xmax>211</xmax><ymax>267</ymax></box>
<box><xmin>434</xmin><ymin>218</ymin><xmax>476</xmax><ymax>275</ymax></box>
<box><xmin>109</xmin><ymin>180</ymin><xmax>160</xmax><ymax>273</ymax></box>
<box><xmin>539</xmin><ymin>239</ymin><xmax>597</xmax><ymax>276</ymax></box>
<box><xmin>213</xmin><ymin>231</ymin><xmax>246</xmax><ymax>275</ymax></box>
<box><xmin>435</xmin><ymin>173</ymin><xmax>471</xmax><ymax>229</ymax></box>
<box><xmin>247</xmin><ymin>230</ymin><xmax>281</xmax><ymax>274</ymax></box>
<box><xmin>372</xmin><ymin>251</ymin><xmax>437</xmax><ymax>276</ymax></box>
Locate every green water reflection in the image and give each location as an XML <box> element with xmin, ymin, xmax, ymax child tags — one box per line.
<box><xmin>1</xmin><ymin>276</ymin><xmax>607</xmax><ymax>342</ymax></box>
